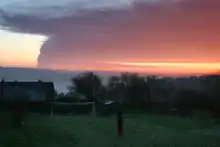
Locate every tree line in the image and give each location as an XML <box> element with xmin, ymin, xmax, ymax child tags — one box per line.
<box><xmin>57</xmin><ymin>72</ymin><xmax>220</xmax><ymax>117</ymax></box>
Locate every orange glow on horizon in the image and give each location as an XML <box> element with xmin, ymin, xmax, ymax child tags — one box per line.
<box><xmin>103</xmin><ymin>61</ymin><xmax>220</xmax><ymax>74</ymax></box>
<box><xmin>104</xmin><ymin>61</ymin><xmax>220</xmax><ymax>70</ymax></box>
<box><xmin>43</xmin><ymin>61</ymin><xmax>220</xmax><ymax>76</ymax></box>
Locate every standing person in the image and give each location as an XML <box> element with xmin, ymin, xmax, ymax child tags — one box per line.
<box><xmin>117</xmin><ymin>102</ymin><xmax>123</xmax><ymax>137</ymax></box>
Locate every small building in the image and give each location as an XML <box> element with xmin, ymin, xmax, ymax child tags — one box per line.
<box><xmin>96</xmin><ymin>99</ymin><xmax>117</xmax><ymax>116</ymax></box>
<box><xmin>0</xmin><ymin>80</ymin><xmax>55</xmax><ymax>113</ymax></box>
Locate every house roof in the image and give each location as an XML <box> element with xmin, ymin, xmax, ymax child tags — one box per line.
<box><xmin>0</xmin><ymin>81</ymin><xmax>55</xmax><ymax>101</ymax></box>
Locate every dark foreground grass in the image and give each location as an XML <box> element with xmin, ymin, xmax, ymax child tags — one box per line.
<box><xmin>1</xmin><ymin>114</ymin><xmax>220</xmax><ymax>147</ymax></box>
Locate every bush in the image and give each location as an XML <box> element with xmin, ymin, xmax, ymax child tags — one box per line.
<box><xmin>192</xmin><ymin>110</ymin><xmax>210</xmax><ymax>120</ymax></box>
<box><xmin>10</xmin><ymin>98</ymin><xmax>28</xmax><ymax>128</ymax></box>
<box><xmin>52</xmin><ymin>103</ymin><xmax>93</xmax><ymax>115</ymax></box>
<box><xmin>6</xmin><ymin>87</ymin><xmax>29</xmax><ymax>128</ymax></box>
<box><xmin>0</xmin><ymin>110</ymin><xmax>11</xmax><ymax>129</ymax></box>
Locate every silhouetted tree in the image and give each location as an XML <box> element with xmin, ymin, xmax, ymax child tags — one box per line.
<box><xmin>68</xmin><ymin>72</ymin><xmax>102</xmax><ymax>102</ymax></box>
<box><xmin>107</xmin><ymin>76</ymin><xmax>124</xmax><ymax>103</ymax></box>
<box><xmin>120</xmin><ymin>73</ymin><xmax>139</xmax><ymax>106</ymax></box>
<box><xmin>201</xmin><ymin>75</ymin><xmax>220</xmax><ymax>118</ymax></box>
<box><xmin>128</xmin><ymin>76</ymin><xmax>147</xmax><ymax>108</ymax></box>
<box><xmin>64</xmin><ymin>72</ymin><xmax>220</xmax><ymax>117</ymax></box>
<box><xmin>108</xmin><ymin>73</ymin><xmax>149</xmax><ymax>109</ymax></box>
<box><xmin>145</xmin><ymin>76</ymin><xmax>157</xmax><ymax>109</ymax></box>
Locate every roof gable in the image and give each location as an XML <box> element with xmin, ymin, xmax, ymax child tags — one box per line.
<box><xmin>0</xmin><ymin>81</ymin><xmax>55</xmax><ymax>101</ymax></box>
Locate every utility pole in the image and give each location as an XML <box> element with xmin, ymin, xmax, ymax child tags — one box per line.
<box><xmin>0</xmin><ymin>79</ymin><xmax>4</xmax><ymax>100</ymax></box>
<box><xmin>92</xmin><ymin>74</ymin><xmax>96</xmax><ymax>116</ymax></box>
<box><xmin>92</xmin><ymin>101</ymin><xmax>96</xmax><ymax>116</ymax></box>
<box><xmin>117</xmin><ymin>101</ymin><xmax>123</xmax><ymax>137</ymax></box>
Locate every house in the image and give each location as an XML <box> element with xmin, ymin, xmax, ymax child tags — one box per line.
<box><xmin>95</xmin><ymin>99</ymin><xmax>117</xmax><ymax>116</ymax></box>
<box><xmin>0</xmin><ymin>80</ymin><xmax>55</xmax><ymax>113</ymax></box>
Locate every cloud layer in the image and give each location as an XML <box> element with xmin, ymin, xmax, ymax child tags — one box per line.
<box><xmin>1</xmin><ymin>0</ymin><xmax>220</xmax><ymax>74</ymax></box>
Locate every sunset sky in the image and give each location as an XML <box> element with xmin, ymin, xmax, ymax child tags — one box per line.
<box><xmin>0</xmin><ymin>0</ymin><xmax>220</xmax><ymax>76</ymax></box>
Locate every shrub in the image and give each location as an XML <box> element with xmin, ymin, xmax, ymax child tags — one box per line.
<box><xmin>6</xmin><ymin>87</ymin><xmax>29</xmax><ymax>128</ymax></box>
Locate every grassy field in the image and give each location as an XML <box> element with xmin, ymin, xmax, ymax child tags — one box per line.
<box><xmin>1</xmin><ymin>114</ymin><xmax>220</xmax><ymax>147</ymax></box>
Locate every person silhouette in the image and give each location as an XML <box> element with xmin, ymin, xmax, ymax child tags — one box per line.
<box><xmin>117</xmin><ymin>102</ymin><xmax>123</xmax><ymax>137</ymax></box>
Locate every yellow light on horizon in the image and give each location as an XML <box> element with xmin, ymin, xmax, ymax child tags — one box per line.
<box><xmin>102</xmin><ymin>61</ymin><xmax>220</xmax><ymax>74</ymax></box>
<box><xmin>0</xmin><ymin>29</ymin><xmax>47</xmax><ymax>67</ymax></box>
<box><xmin>104</xmin><ymin>61</ymin><xmax>220</xmax><ymax>69</ymax></box>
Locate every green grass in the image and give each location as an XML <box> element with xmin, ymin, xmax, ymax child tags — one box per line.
<box><xmin>1</xmin><ymin>114</ymin><xmax>220</xmax><ymax>147</ymax></box>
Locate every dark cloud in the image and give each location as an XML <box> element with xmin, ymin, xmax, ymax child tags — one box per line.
<box><xmin>1</xmin><ymin>0</ymin><xmax>220</xmax><ymax>71</ymax></box>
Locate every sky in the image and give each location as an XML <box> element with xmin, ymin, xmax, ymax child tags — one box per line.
<box><xmin>0</xmin><ymin>30</ymin><xmax>46</xmax><ymax>67</ymax></box>
<box><xmin>0</xmin><ymin>0</ymin><xmax>220</xmax><ymax>76</ymax></box>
